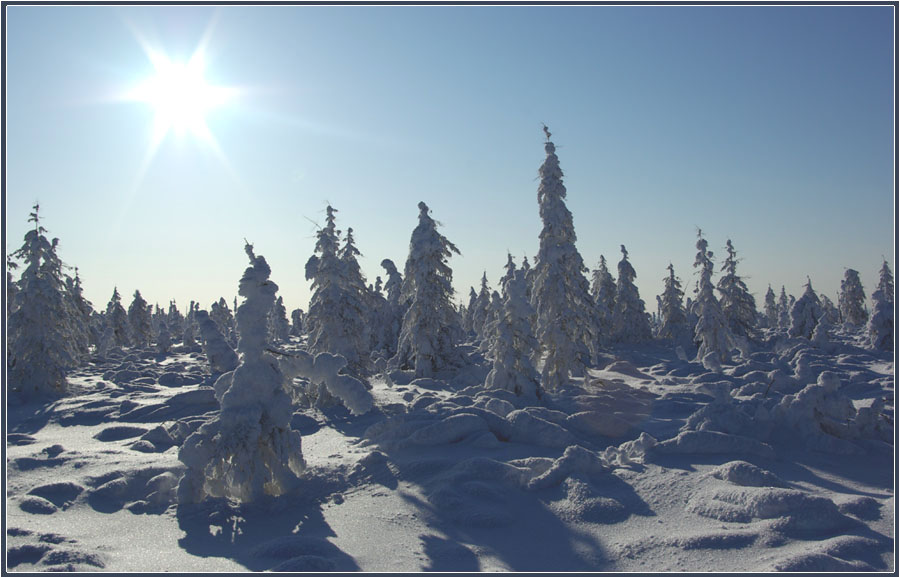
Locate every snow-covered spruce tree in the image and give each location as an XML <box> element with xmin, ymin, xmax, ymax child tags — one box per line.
<box><xmin>210</xmin><ymin>297</ymin><xmax>236</xmax><ymax>346</ymax></box>
<box><xmin>590</xmin><ymin>255</ymin><xmax>617</xmax><ymax>345</ymax></box>
<box><xmin>716</xmin><ymin>239</ymin><xmax>757</xmax><ymax>338</ymax></box>
<box><xmin>290</xmin><ymin>308</ymin><xmax>304</xmax><ymax>338</ymax></box>
<box><xmin>612</xmin><ymin>245</ymin><xmax>652</xmax><ymax>343</ymax></box>
<box><xmin>479</xmin><ymin>290</ymin><xmax>503</xmax><ymax>353</ymax></box>
<box><xmin>64</xmin><ymin>268</ymin><xmax>94</xmax><ymax>359</ymax></box>
<box><xmin>183</xmin><ymin>301</ymin><xmax>199</xmax><ymax>348</ymax></box>
<box><xmin>127</xmin><ymin>290</ymin><xmax>152</xmax><ymax>349</ymax></box>
<box><xmin>777</xmin><ymin>286</ymin><xmax>792</xmax><ymax>330</ymax></box>
<box><xmin>392</xmin><ymin>201</ymin><xmax>463</xmax><ymax>378</ymax></box>
<box><xmin>869</xmin><ymin>287</ymin><xmax>893</xmax><ymax>351</ymax></box>
<box><xmin>105</xmin><ymin>287</ymin><xmax>131</xmax><ymax>348</ymax></box>
<box><xmin>470</xmin><ymin>272</ymin><xmax>493</xmax><ymax>341</ymax></box>
<box><xmin>485</xmin><ymin>269</ymin><xmax>541</xmax><ymax>399</ymax></box>
<box><xmin>305</xmin><ymin>206</ymin><xmax>370</xmax><ymax>372</ymax></box>
<box><xmin>195</xmin><ymin>309</ymin><xmax>239</xmax><ymax>374</ymax></box>
<box><xmin>876</xmin><ymin>259</ymin><xmax>894</xmax><ymax>302</ymax></box>
<box><xmin>339</xmin><ymin>227</ymin><xmax>375</xmax><ymax>353</ymax></box>
<box><xmin>178</xmin><ymin>243</ymin><xmax>304</xmax><ymax>504</ymax></box>
<box><xmin>499</xmin><ymin>253</ymin><xmax>517</xmax><ymax>297</ymax></box>
<box><xmin>764</xmin><ymin>286</ymin><xmax>778</xmax><ymax>328</ymax></box>
<box><xmin>167</xmin><ymin>301</ymin><xmax>184</xmax><ymax>339</ymax></box>
<box><xmin>267</xmin><ymin>295</ymin><xmax>291</xmax><ymax>344</ymax></box>
<box><xmin>692</xmin><ymin>230</ymin><xmax>732</xmax><ymax>366</ymax></box>
<box><xmin>463</xmin><ymin>286</ymin><xmax>478</xmax><ymax>336</ymax></box>
<box><xmin>789</xmin><ymin>279</ymin><xmax>824</xmax><ymax>339</ymax></box>
<box><xmin>6</xmin><ymin>256</ymin><xmax>18</xmax><ymax>319</ymax></box>
<box><xmin>819</xmin><ymin>294</ymin><xmax>841</xmax><ymax>325</ymax></box>
<box><xmin>156</xmin><ymin>318</ymin><xmax>172</xmax><ymax>354</ymax></box>
<box><xmin>839</xmin><ymin>268</ymin><xmax>868</xmax><ymax>326</ymax></box>
<box><xmin>7</xmin><ymin>205</ymin><xmax>82</xmax><ymax>399</ymax></box>
<box><xmin>379</xmin><ymin>258</ymin><xmax>404</xmax><ymax>356</ymax></box>
<box><xmin>530</xmin><ymin>127</ymin><xmax>595</xmax><ymax>389</ymax></box>
<box><xmin>657</xmin><ymin>263</ymin><xmax>690</xmax><ymax>344</ymax></box>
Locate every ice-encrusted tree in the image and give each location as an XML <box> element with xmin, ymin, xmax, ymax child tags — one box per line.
<box><xmin>305</xmin><ymin>206</ymin><xmax>369</xmax><ymax>371</ymax></box>
<box><xmin>64</xmin><ymin>268</ymin><xmax>94</xmax><ymax>359</ymax></box>
<box><xmin>178</xmin><ymin>244</ymin><xmax>304</xmax><ymax>504</ymax></box>
<box><xmin>127</xmin><ymin>290</ymin><xmax>152</xmax><ymax>349</ymax></box>
<box><xmin>499</xmin><ymin>253</ymin><xmax>517</xmax><ymax>297</ymax></box>
<box><xmin>470</xmin><ymin>272</ymin><xmax>492</xmax><ymax>341</ymax></box>
<box><xmin>485</xmin><ymin>269</ymin><xmax>541</xmax><ymax>399</ymax></box>
<box><xmin>7</xmin><ymin>205</ymin><xmax>81</xmax><ymax>399</ymax></box>
<box><xmin>591</xmin><ymin>255</ymin><xmax>617</xmax><ymax>344</ymax></box>
<box><xmin>869</xmin><ymin>287</ymin><xmax>893</xmax><ymax>352</ymax></box>
<box><xmin>195</xmin><ymin>309</ymin><xmax>239</xmax><ymax>374</ymax></box>
<box><xmin>819</xmin><ymin>294</ymin><xmax>841</xmax><ymax>325</ymax></box>
<box><xmin>839</xmin><ymin>268</ymin><xmax>868</xmax><ymax>326</ymax></box>
<box><xmin>267</xmin><ymin>295</ymin><xmax>291</xmax><ymax>344</ymax></box>
<box><xmin>339</xmin><ymin>227</ymin><xmax>374</xmax><ymax>351</ymax></box>
<box><xmin>393</xmin><ymin>201</ymin><xmax>463</xmax><ymax>377</ymax></box>
<box><xmin>613</xmin><ymin>245</ymin><xmax>652</xmax><ymax>343</ymax></box>
<box><xmin>716</xmin><ymin>239</ymin><xmax>757</xmax><ymax>338</ymax></box>
<box><xmin>379</xmin><ymin>258</ymin><xmax>404</xmax><ymax>356</ymax></box>
<box><xmin>692</xmin><ymin>230</ymin><xmax>731</xmax><ymax>365</ymax></box>
<box><xmin>764</xmin><ymin>286</ymin><xmax>778</xmax><ymax>328</ymax></box>
<box><xmin>530</xmin><ymin>128</ymin><xmax>595</xmax><ymax>389</ymax></box>
<box><xmin>876</xmin><ymin>259</ymin><xmax>894</xmax><ymax>302</ymax></box>
<box><xmin>105</xmin><ymin>287</ymin><xmax>131</xmax><ymax>348</ymax></box>
<box><xmin>789</xmin><ymin>279</ymin><xmax>824</xmax><ymax>339</ymax></box>
<box><xmin>183</xmin><ymin>301</ymin><xmax>199</xmax><ymax>348</ymax></box>
<box><xmin>657</xmin><ymin>263</ymin><xmax>690</xmax><ymax>344</ymax></box>
<box><xmin>210</xmin><ymin>297</ymin><xmax>236</xmax><ymax>345</ymax></box>
<box><xmin>777</xmin><ymin>286</ymin><xmax>792</xmax><ymax>330</ymax></box>
<box><xmin>463</xmin><ymin>286</ymin><xmax>478</xmax><ymax>336</ymax></box>
<box><xmin>167</xmin><ymin>301</ymin><xmax>184</xmax><ymax>338</ymax></box>
<box><xmin>290</xmin><ymin>308</ymin><xmax>304</xmax><ymax>338</ymax></box>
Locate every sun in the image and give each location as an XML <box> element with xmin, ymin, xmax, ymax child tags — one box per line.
<box><xmin>130</xmin><ymin>48</ymin><xmax>231</xmax><ymax>148</ymax></box>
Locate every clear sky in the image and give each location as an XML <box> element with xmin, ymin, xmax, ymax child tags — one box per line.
<box><xmin>5</xmin><ymin>4</ymin><xmax>895</xmax><ymax>316</ymax></box>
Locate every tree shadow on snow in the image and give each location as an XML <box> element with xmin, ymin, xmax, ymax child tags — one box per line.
<box><xmin>175</xmin><ymin>484</ymin><xmax>359</xmax><ymax>571</ymax></box>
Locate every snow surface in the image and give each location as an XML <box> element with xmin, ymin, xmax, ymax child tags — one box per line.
<box><xmin>5</xmin><ymin>330</ymin><xmax>895</xmax><ymax>572</ymax></box>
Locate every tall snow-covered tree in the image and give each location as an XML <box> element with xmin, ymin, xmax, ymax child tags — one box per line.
<box><xmin>485</xmin><ymin>269</ymin><xmax>541</xmax><ymax>399</ymax></box>
<box><xmin>105</xmin><ymin>287</ymin><xmax>131</xmax><ymax>348</ymax></box>
<box><xmin>819</xmin><ymin>294</ymin><xmax>841</xmax><ymax>325</ymax></box>
<box><xmin>195</xmin><ymin>309</ymin><xmax>239</xmax><ymax>374</ymax></box>
<box><xmin>64</xmin><ymin>268</ymin><xmax>94</xmax><ymax>359</ymax></box>
<box><xmin>612</xmin><ymin>245</ymin><xmax>652</xmax><ymax>343</ymax></box>
<box><xmin>692</xmin><ymin>230</ymin><xmax>731</xmax><ymax>365</ymax></box>
<box><xmin>340</xmin><ymin>226</ymin><xmax>374</xmax><ymax>350</ymax></box>
<box><xmin>167</xmin><ymin>301</ymin><xmax>184</xmax><ymax>337</ymax></box>
<box><xmin>657</xmin><ymin>263</ymin><xmax>690</xmax><ymax>344</ymax></box>
<box><xmin>470</xmin><ymin>272</ymin><xmax>492</xmax><ymax>341</ymax></box>
<box><xmin>8</xmin><ymin>205</ymin><xmax>82</xmax><ymax>399</ymax></box>
<box><xmin>178</xmin><ymin>243</ymin><xmax>304</xmax><ymax>503</ymax></box>
<box><xmin>530</xmin><ymin>127</ymin><xmax>595</xmax><ymax>389</ymax></box>
<box><xmin>499</xmin><ymin>253</ymin><xmax>517</xmax><ymax>297</ymax></box>
<box><xmin>379</xmin><ymin>258</ymin><xmax>404</xmax><ymax>356</ymax></box>
<box><xmin>869</xmin><ymin>287</ymin><xmax>893</xmax><ymax>351</ymax></box>
<box><xmin>127</xmin><ymin>290</ymin><xmax>152</xmax><ymax>349</ymax></box>
<box><xmin>267</xmin><ymin>295</ymin><xmax>291</xmax><ymax>344</ymax></box>
<box><xmin>764</xmin><ymin>286</ymin><xmax>778</xmax><ymax>328</ymax></box>
<box><xmin>839</xmin><ymin>268</ymin><xmax>868</xmax><ymax>326</ymax></box>
<box><xmin>716</xmin><ymin>239</ymin><xmax>757</xmax><ymax>338</ymax></box>
<box><xmin>790</xmin><ymin>279</ymin><xmax>824</xmax><ymax>339</ymax></box>
<box><xmin>876</xmin><ymin>259</ymin><xmax>894</xmax><ymax>302</ymax></box>
<box><xmin>591</xmin><ymin>255</ymin><xmax>617</xmax><ymax>345</ymax></box>
<box><xmin>463</xmin><ymin>287</ymin><xmax>478</xmax><ymax>336</ymax></box>
<box><xmin>777</xmin><ymin>287</ymin><xmax>791</xmax><ymax>329</ymax></box>
<box><xmin>210</xmin><ymin>297</ymin><xmax>236</xmax><ymax>345</ymax></box>
<box><xmin>290</xmin><ymin>308</ymin><xmax>304</xmax><ymax>337</ymax></box>
<box><xmin>305</xmin><ymin>206</ymin><xmax>369</xmax><ymax>372</ymax></box>
<box><xmin>393</xmin><ymin>201</ymin><xmax>463</xmax><ymax>377</ymax></box>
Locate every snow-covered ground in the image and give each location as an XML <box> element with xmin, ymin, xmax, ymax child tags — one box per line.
<box><xmin>6</xmin><ymin>331</ymin><xmax>894</xmax><ymax>572</ymax></box>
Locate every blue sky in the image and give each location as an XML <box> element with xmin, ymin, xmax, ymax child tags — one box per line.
<box><xmin>5</xmin><ymin>5</ymin><xmax>895</xmax><ymax>315</ymax></box>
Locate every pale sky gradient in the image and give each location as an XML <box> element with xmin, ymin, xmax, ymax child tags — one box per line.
<box><xmin>5</xmin><ymin>5</ymin><xmax>895</xmax><ymax>316</ymax></box>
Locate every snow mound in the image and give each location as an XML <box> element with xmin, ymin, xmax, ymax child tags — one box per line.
<box><xmin>27</xmin><ymin>481</ymin><xmax>84</xmax><ymax>508</ymax></box>
<box><xmin>709</xmin><ymin>461</ymin><xmax>787</xmax><ymax>488</ymax></box>
<box><xmin>654</xmin><ymin>431</ymin><xmax>775</xmax><ymax>459</ymax></box>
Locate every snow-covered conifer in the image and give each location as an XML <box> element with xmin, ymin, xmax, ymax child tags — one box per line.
<box><xmin>167</xmin><ymin>301</ymin><xmax>184</xmax><ymax>336</ymax></box>
<box><xmin>195</xmin><ymin>309</ymin><xmax>239</xmax><ymax>374</ymax></box>
<box><xmin>290</xmin><ymin>308</ymin><xmax>304</xmax><ymax>337</ymax></box>
<box><xmin>178</xmin><ymin>243</ymin><xmax>304</xmax><ymax>504</ymax></box>
<box><xmin>819</xmin><ymin>294</ymin><xmax>841</xmax><ymax>325</ymax></box>
<box><xmin>479</xmin><ymin>290</ymin><xmax>503</xmax><ymax>353</ymax></box>
<box><xmin>305</xmin><ymin>206</ymin><xmax>370</xmax><ymax>371</ymax></box>
<box><xmin>499</xmin><ymin>253</ymin><xmax>517</xmax><ymax>297</ymax></box>
<box><xmin>127</xmin><ymin>290</ymin><xmax>152</xmax><ymax>349</ymax></box>
<box><xmin>463</xmin><ymin>287</ymin><xmax>478</xmax><ymax>336</ymax></box>
<box><xmin>530</xmin><ymin>128</ymin><xmax>595</xmax><ymax>389</ymax></box>
<box><xmin>8</xmin><ymin>205</ymin><xmax>81</xmax><ymax>399</ymax></box>
<box><xmin>485</xmin><ymin>269</ymin><xmax>541</xmax><ymax>399</ymax></box>
<box><xmin>868</xmin><ymin>287</ymin><xmax>893</xmax><ymax>351</ymax></box>
<box><xmin>393</xmin><ymin>201</ymin><xmax>463</xmax><ymax>377</ymax></box>
<box><xmin>210</xmin><ymin>297</ymin><xmax>236</xmax><ymax>345</ymax></box>
<box><xmin>183</xmin><ymin>301</ymin><xmax>199</xmax><ymax>348</ymax></box>
<box><xmin>613</xmin><ymin>245</ymin><xmax>652</xmax><ymax>343</ymax></box>
<box><xmin>692</xmin><ymin>230</ymin><xmax>732</xmax><ymax>365</ymax></box>
<box><xmin>839</xmin><ymin>268</ymin><xmax>868</xmax><ymax>326</ymax></box>
<box><xmin>876</xmin><ymin>259</ymin><xmax>894</xmax><ymax>302</ymax></box>
<box><xmin>657</xmin><ymin>263</ymin><xmax>690</xmax><ymax>344</ymax></box>
<box><xmin>64</xmin><ymin>268</ymin><xmax>94</xmax><ymax>358</ymax></box>
<box><xmin>156</xmin><ymin>318</ymin><xmax>172</xmax><ymax>354</ymax></box>
<box><xmin>789</xmin><ymin>279</ymin><xmax>823</xmax><ymax>339</ymax></box>
<box><xmin>590</xmin><ymin>255</ymin><xmax>617</xmax><ymax>344</ymax></box>
<box><xmin>470</xmin><ymin>272</ymin><xmax>492</xmax><ymax>341</ymax></box>
<box><xmin>763</xmin><ymin>286</ymin><xmax>777</xmax><ymax>328</ymax></box>
<box><xmin>267</xmin><ymin>295</ymin><xmax>291</xmax><ymax>344</ymax></box>
<box><xmin>379</xmin><ymin>258</ymin><xmax>404</xmax><ymax>355</ymax></box>
<box><xmin>105</xmin><ymin>287</ymin><xmax>130</xmax><ymax>348</ymax></box>
<box><xmin>716</xmin><ymin>239</ymin><xmax>757</xmax><ymax>338</ymax></box>
<box><xmin>6</xmin><ymin>256</ymin><xmax>18</xmax><ymax>320</ymax></box>
<box><xmin>777</xmin><ymin>287</ymin><xmax>791</xmax><ymax>329</ymax></box>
